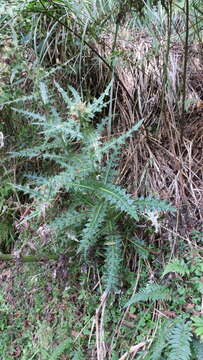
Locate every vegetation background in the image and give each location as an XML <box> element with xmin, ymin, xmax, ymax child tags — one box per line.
<box><xmin>0</xmin><ymin>0</ymin><xmax>203</xmax><ymax>359</ymax></box>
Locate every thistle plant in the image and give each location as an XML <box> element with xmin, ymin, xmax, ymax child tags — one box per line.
<box><xmin>12</xmin><ymin>81</ymin><xmax>174</xmax><ymax>292</ymax></box>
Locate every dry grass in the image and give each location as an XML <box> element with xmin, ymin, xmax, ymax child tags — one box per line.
<box><xmin>87</xmin><ymin>22</ymin><xmax>203</xmax><ymax>244</ymax></box>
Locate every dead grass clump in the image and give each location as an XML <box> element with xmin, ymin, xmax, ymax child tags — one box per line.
<box><xmin>92</xmin><ymin>25</ymin><xmax>203</xmax><ymax>240</ymax></box>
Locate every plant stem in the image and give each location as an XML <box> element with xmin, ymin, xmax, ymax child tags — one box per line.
<box><xmin>0</xmin><ymin>253</ymin><xmax>59</xmax><ymax>262</ymax></box>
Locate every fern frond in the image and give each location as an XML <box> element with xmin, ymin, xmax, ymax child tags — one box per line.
<box><xmin>191</xmin><ymin>316</ymin><xmax>203</xmax><ymax>341</ymax></box>
<box><xmin>124</xmin><ymin>283</ymin><xmax>170</xmax><ymax>307</ymax></box>
<box><xmin>79</xmin><ymin>201</ymin><xmax>107</xmax><ymax>254</ymax></box>
<box><xmin>192</xmin><ymin>339</ymin><xmax>203</xmax><ymax>360</ymax></box>
<box><xmin>149</xmin><ymin>320</ymin><xmax>172</xmax><ymax>360</ymax></box>
<box><xmin>162</xmin><ymin>258</ymin><xmax>190</xmax><ymax>277</ymax></box>
<box><xmin>168</xmin><ymin>319</ymin><xmax>192</xmax><ymax>360</ymax></box>
<box><xmin>103</xmin><ymin>225</ymin><xmax>122</xmax><ymax>291</ymax></box>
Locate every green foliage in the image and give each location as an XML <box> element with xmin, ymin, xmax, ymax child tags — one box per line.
<box><xmin>146</xmin><ymin>318</ymin><xmax>193</xmax><ymax>360</ymax></box>
<box><xmin>2</xmin><ymin>1</ymin><xmax>202</xmax><ymax>358</ymax></box>
<box><xmin>191</xmin><ymin>316</ymin><xmax>203</xmax><ymax>341</ymax></box>
<box><xmin>192</xmin><ymin>339</ymin><xmax>203</xmax><ymax>360</ymax></box>
<box><xmin>0</xmin><ymin>218</ymin><xmax>13</xmax><ymax>252</ymax></box>
<box><xmin>50</xmin><ymin>338</ymin><xmax>72</xmax><ymax>360</ymax></box>
<box><xmin>11</xmin><ymin>81</ymin><xmax>173</xmax><ymax>293</ymax></box>
<box><xmin>124</xmin><ymin>283</ymin><xmax>171</xmax><ymax>306</ymax></box>
<box><xmin>148</xmin><ymin>320</ymin><xmax>173</xmax><ymax>360</ymax></box>
<box><xmin>79</xmin><ymin>200</ymin><xmax>107</xmax><ymax>254</ymax></box>
<box><xmin>146</xmin><ymin>318</ymin><xmax>194</xmax><ymax>360</ymax></box>
<box><xmin>191</xmin><ymin>230</ymin><xmax>203</xmax><ymax>243</ymax></box>
<box><xmin>0</xmin><ymin>294</ymin><xmax>10</xmax><ymax>331</ymax></box>
<box><xmin>67</xmin><ymin>181</ymin><xmax>141</xmax><ymax>220</ymax></box>
<box><xmin>162</xmin><ymin>258</ymin><xmax>190</xmax><ymax>277</ymax></box>
<box><xmin>168</xmin><ymin>319</ymin><xmax>192</xmax><ymax>360</ymax></box>
<box><xmin>0</xmin><ymin>174</ymin><xmax>16</xmax><ymax>252</ymax></box>
<box><xmin>103</xmin><ymin>225</ymin><xmax>122</xmax><ymax>291</ymax></box>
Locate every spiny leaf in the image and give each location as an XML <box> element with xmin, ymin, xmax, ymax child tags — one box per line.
<box><xmin>10</xmin><ymin>144</ymin><xmax>46</xmax><ymax>158</ymax></box>
<box><xmin>12</xmin><ymin>107</ymin><xmax>46</xmax><ymax>122</ymax></box>
<box><xmin>103</xmin><ymin>150</ymin><xmax>120</xmax><ymax>184</ymax></box>
<box><xmin>102</xmin><ymin>118</ymin><xmax>144</xmax><ymax>153</ymax></box>
<box><xmin>54</xmin><ymin>80</ymin><xmax>71</xmax><ymax>106</ymax></box>
<box><xmin>96</xmin><ymin>183</ymin><xmax>139</xmax><ymax>220</ymax></box>
<box><xmin>50</xmin><ymin>209</ymin><xmax>86</xmax><ymax>232</ymax></box>
<box><xmin>68</xmin><ymin>181</ymin><xmax>139</xmax><ymax>220</ymax></box>
<box><xmin>39</xmin><ymin>81</ymin><xmax>49</xmax><ymax>104</ymax></box>
<box><xmin>104</xmin><ymin>223</ymin><xmax>122</xmax><ymax>292</ymax></box>
<box><xmin>134</xmin><ymin>196</ymin><xmax>175</xmax><ymax>212</ymax></box>
<box><xmin>79</xmin><ymin>201</ymin><xmax>107</xmax><ymax>254</ymax></box>
<box><xmin>88</xmin><ymin>80</ymin><xmax>112</xmax><ymax>115</ymax></box>
<box><xmin>68</xmin><ymin>85</ymin><xmax>81</xmax><ymax>103</ymax></box>
<box><xmin>0</xmin><ymin>94</ymin><xmax>35</xmax><ymax>106</ymax></box>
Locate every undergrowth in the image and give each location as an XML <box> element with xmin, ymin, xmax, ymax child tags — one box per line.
<box><xmin>11</xmin><ymin>80</ymin><xmax>173</xmax><ymax>292</ymax></box>
<box><xmin>0</xmin><ymin>0</ymin><xmax>203</xmax><ymax>359</ymax></box>
<box><xmin>4</xmin><ymin>80</ymin><xmax>203</xmax><ymax>360</ymax></box>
